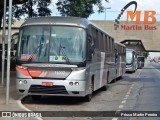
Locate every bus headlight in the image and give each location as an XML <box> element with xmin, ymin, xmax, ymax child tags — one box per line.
<box><xmin>75</xmin><ymin>82</ymin><xmax>79</xmax><ymax>86</ymax></box>
<box><xmin>69</xmin><ymin>82</ymin><xmax>73</xmax><ymax>86</ymax></box>
<box><xmin>19</xmin><ymin>80</ymin><xmax>23</xmax><ymax>84</ymax></box>
<box><xmin>24</xmin><ymin>80</ymin><xmax>27</xmax><ymax>84</ymax></box>
<box><xmin>19</xmin><ymin>80</ymin><xmax>27</xmax><ymax>85</ymax></box>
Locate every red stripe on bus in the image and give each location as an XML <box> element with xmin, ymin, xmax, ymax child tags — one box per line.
<box><xmin>16</xmin><ymin>66</ymin><xmax>30</xmax><ymax>77</ymax></box>
<box><xmin>44</xmin><ymin>72</ymin><xmax>49</xmax><ymax>78</ymax></box>
<box><xmin>28</xmin><ymin>69</ymin><xmax>43</xmax><ymax>77</ymax></box>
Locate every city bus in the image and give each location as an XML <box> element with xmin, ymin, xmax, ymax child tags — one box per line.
<box><xmin>114</xmin><ymin>42</ymin><xmax>126</xmax><ymax>78</ymax></box>
<box><xmin>137</xmin><ymin>56</ymin><xmax>145</xmax><ymax>69</ymax></box>
<box><xmin>16</xmin><ymin>16</ymin><xmax>126</xmax><ymax>101</ymax></box>
<box><xmin>126</xmin><ymin>48</ymin><xmax>138</xmax><ymax>72</ymax></box>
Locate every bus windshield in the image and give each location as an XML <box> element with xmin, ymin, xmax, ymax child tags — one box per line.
<box><xmin>126</xmin><ymin>51</ymin><xmax>133</xmax><ymax>64</ymax></box>
<box><xmin>17</xmin><ymin>26</ymin><xmax>86</xmax><ymax>63</ymax></box>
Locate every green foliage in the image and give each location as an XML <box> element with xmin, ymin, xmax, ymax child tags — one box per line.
<box><xmin>0</xmin><ymin>0</ymin><xmax>52</xmax><ymax>30</ymax></box>
<box><xmin>141</xmin><ymin>51</ymin><xmax>149</xmax><ymax>58</ymax></box>
<box><xmin>13</xmin><ymin>0</ymin><xmax>52</xmax><ymax>18</ymax></box>
<box><xmin>37</xmin><ymin>0</ymin><xmax>51</xmax><ymax>16</ymax></box>
<box><xmin>56</xmin><ymin>0</ymin><xmax>108</xmax><ymax>18</ymax></box>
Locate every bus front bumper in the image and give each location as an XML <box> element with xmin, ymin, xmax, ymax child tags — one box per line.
<box><xmin>16</xmin><ymin>79</ymin><xmax>88</xmax><ymax>97</ymax></box>
<box><xmin>126</xmin><ymin>65</ymin><xmax>134</xmax><ymax>72</ymax></box>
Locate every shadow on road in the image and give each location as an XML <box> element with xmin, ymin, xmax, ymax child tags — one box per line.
<box><xmin>21</xmin><ymin>87</ymin><xmax>108</xmax><ymax>105</ymax></box>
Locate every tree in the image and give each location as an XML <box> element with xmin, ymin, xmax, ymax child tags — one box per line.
<box><xmin>0</xmin><ymin>0</ymin><xmax>28</xmax><ymax>30</ymax></box>
<box><xmin>141</xmin><ymin>51</ymin><xmax>149</xmax><ymax>58</ymax></box>
<box><xmin>56</xmin><ymin>0</ymin><xmax>109</xmax><ymax>18</ymax></box>
<box><xmin>0</xmin><ymin>0</ymin><xmax>52</xmax><ymax>30</ymax></box>
<box><xmin>13</xmin><ymin>0</ymin><xmax>52</xmax><ymax>19</ymax></box>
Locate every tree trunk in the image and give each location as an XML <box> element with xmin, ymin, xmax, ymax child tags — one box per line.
<box><xmin>28</xmin><ymin>0</ymin><xmax>33</xmax><ymax>18</ymax></box>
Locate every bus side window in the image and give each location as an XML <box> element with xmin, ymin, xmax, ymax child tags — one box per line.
<box><xmin>109</xmin><ymin>37</ymin><xmax>111</xmax><ymax>53</ymax></box>
<box><xmin>91</xmin><ymin>27</ymin><xmax>97</xmax><ymax>50</ymax></box>
<box><xmin>105</xmin><ymin>35</ymin><xmax>107</xmax><ymax>52</ymax></box>
<box><xmin>87</xmin><ymin>35</ymin><xmax>94</xmax><ymax>60</ymax></box>
<box><xmin>103</xmin><ymin>35</ymin><xmax>106</xmax><ymax>52</ymax></box>
<box><xmin>107</xmin><ymin>36</ymin><xmax>110</xmax><ymax>53</ymax></box>
<box><xmin>95</xmin><ymin>30</ymin><xmax>99</xmax><ymax>49</ymax></box>
<box><xmin>115</xmin><ymin>49</ymin><xmax>118</xmax><ymax>63</ymax></box>
<box><xmin>111</xmin><ymin>38</ymin><xmax>114</xmax><ymax>53</ymax></box>
<box><xmin>99</xmin><ymin>32</ymin><xmax>104</xmax><ymax>51</ymax></box>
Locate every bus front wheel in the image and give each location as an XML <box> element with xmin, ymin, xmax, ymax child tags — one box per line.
<box><xmin>84</xmin><ymin>92</ymin><xmax>92</xmax><ymax>102</ymax></box>
<box><xmin>84</xmin><ymin>81</ymin><xmax>94</xmax><ymax>102</ymax></box>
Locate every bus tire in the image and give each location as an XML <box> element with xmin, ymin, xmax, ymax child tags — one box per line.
<box><xmin>84</xmin><ymin>93</ymin><xmax>92</xmax><ymax>102</ymax></box>
<box><xmin>31</xmin><ymin>95</ymin><xmax>41</xmax><ymax>101</ymax></box>
<box><xmin>119</xmin><ymin>76</ymin><xmax>122</xmax><ymax>79</ymax></box>
<box><xmin>101</xmin><ymin>73</ymin><xmax>108</xmax><ymax>91</ymax></box>
<box><xmin>132</xmin><ymin>67</ymin><xmax>135</xmax><ymax>73</ymax></box>
<box><xmin>113</xmin><ymin>78</ymin><xmax>116</xmax><ymax>83</ymax></box>
<box><xmin>84</xmin><ymin>80</ymin><xmax>93</xmax><ymax>102</ymax></box>
<box><xmin>101</xmin><ymin>85</ymin><xmax>108</xmax><ymax>91</ymax></box>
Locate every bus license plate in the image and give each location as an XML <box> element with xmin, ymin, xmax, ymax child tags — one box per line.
<box><xmin>42</xmin><ymin>82</ymin><xmax>53</xmax><ymax>86</ymax></box>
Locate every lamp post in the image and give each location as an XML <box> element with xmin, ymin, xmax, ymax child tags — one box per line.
<box><xmin>1</xmin><ymin>0</ymin><xmax>6</xmax><ymax>87</ymax></box>
<box><xmin>104</xmin><ymin>7</ymin><xmax>111</xmax><ymax>20</ymax></box>
<box><xmin>6</xmin><ymin>0</ymin><xmax>13</xmax><ymax>104</ymax></box>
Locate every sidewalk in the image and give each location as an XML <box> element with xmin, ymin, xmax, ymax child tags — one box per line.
<box><xmin>0</xmin><ymin>71</ymin><xmax>23</xmax><ymax>110</ymax></box>
<box><xmin>0</xmin><ymin>71</ymin><xmax>39</xmax><ymax>120</ymax></box>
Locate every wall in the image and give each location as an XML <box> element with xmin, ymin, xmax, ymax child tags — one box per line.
<box><xmin>91</xmin><ymin>20</ymin><xmax>160</xmax><ymax>51</ymax></box>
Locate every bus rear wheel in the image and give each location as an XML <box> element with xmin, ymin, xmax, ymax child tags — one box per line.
<box><xmin>101</xmin><ymin>85</ymin><xmax>108</xmax><ymax>91</ymax></box>
<box><xmin>101</xmin><ymin>72</ymin><xmax>109</xmax><ymax>91</ymax></box>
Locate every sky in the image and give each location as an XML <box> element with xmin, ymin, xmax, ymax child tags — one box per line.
<box><xmin>51</xmin><ymin>0</ymin><xmax>160</xmax><ymax>21</ymax></box>
<box><xmin>149</xmin><ymin>52</ymin><xmax>160</xmax><ymax>58</ymax></box>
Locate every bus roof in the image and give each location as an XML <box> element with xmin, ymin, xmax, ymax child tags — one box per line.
<box><xmin>20</xmin><ymin>16</ymin><xmax>114</xmax><ymax>40</ymax></box>
<box><xmin>21</xmin><ymin>16</ymin><xmax>89</xmax><ymax>28</ymax></box>
<box><xmin>126</xmin><ymin>48</ymin><xmax>136</xmax><ymax>51</ymax></box>
<box><xmin>115</xmin><ymin>42</ymin><xmax>126</xmax><ymax>47</ymax></box>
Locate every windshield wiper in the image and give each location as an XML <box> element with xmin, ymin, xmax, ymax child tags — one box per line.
<box><xmin>59</xmin><ymin>43</ymin><xmax>70</xmax><ymax>64</ymax></box>
<box><xmin>27</xmin><ymin>44</ymin><xmax>43</xmax><ymax>63</ymax></box>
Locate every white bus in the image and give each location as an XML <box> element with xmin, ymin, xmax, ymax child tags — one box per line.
<box><xmin>16</xmin><ymin>17</ymin><xmax>126</xmax><ymax>101</ymax></box>
<box><xmin>126</xmin><ymin>48</ymin><xmax>138</xmax><ymax>72</ymax></box>
<box><xmin>115</xmin><ymin>42</ymin><xmax>126</xmax><ymax>78</ymax></box>
<box><xmin>137</xmin><ymin>56</ymin><xmax>145</xmax><ymax>69</ymax></box>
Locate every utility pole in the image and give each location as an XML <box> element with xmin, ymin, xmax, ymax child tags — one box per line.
<box><xmin>104</xmin><ymin>7</ymin><xmax>111</xmax><ymax>20</ymax></box>
<box><xmin>6</xmin><ymin>0</ymin><xmax>13</xmax><ymax>104</ymax></box>
<box><xmin>1</xmin><ymin>0</ymin><xmax>6</xmax><ymax>87</ymax></box>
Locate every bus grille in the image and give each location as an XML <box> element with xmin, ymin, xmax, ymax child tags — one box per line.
<box><xmin>28</xmin><ymin>85</ymin><xmax>68</xmax><ymax>94</ymax></box>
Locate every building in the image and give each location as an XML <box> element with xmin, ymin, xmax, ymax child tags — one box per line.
<box><xmin>0</xmin><ymin>19</ymin><xmax>25</xmax><ymax>43</ymax></box>
<box><xmin>91</xmin><ymin>20</ymin><xmax>160</xmax><ymax>52</ymax></box>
